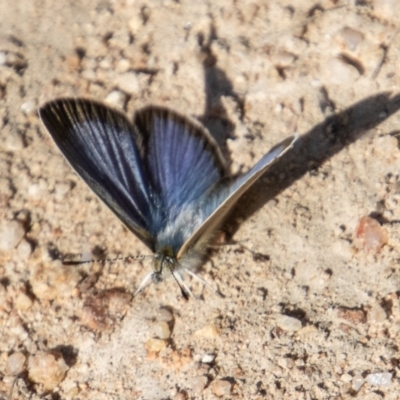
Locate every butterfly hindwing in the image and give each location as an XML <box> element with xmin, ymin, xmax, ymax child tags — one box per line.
<box><xmin>177</xmin><ymin>135</ymin><xmax>298</xmax><ymax>258</ymax></box>
<box><xmin>39</xmin><ymin>98</ymin><xmax>155</xmax><ymax>249</ymax></box>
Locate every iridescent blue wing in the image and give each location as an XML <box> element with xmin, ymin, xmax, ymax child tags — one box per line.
<box><xmin>177</xmin><ymin>135</ymin><xmax>298</xmax><ymax>259</ymax></box>
<box><xmin>39</xmin><ymin>98</ymin><xmax>155</xmax><ymax>250</ymax></box>
<box><xmin>134</xmin><ymin>106</ymin><xmax>226</xmax><ymax>214</ymax></box>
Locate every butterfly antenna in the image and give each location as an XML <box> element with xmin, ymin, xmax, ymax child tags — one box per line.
<box><xmin>62</xmin><ymin>254</ymin><xmax>154</xmax><ymax>265</ymax></box>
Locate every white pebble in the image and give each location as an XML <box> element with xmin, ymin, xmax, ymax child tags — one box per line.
<box><xmin>116</xmin><ymin>58</ymin><xmax>131</xmax><ymax>73</ymax></box>
<box><xmin>0</xmin><ymin>220</ymin><xmax>25</xmax><ymax>251</ymax></box>
<box><xmin>17</xmin><ymin>239</ymin><xmax>32</xmax><ymax>259</ymax></box>
<box><xmin>6</xmin><ymin>352</ymin><xmax>26</xmax><ymax>375</ymax></box>
<box><xmin>365</xmin><ymin>372</ymin><xmax>392</xmax><ymax>388</ymax></box>
<box><xmin>20</xmin><ymin>99</ymin><xmax>37</xmax><ymax>115</ymax></box>
<box><xmin>0</xmin><ymin>51</ymin><xmax>6</xmax><ymax>65</ymax></box>
<box><xmin>54</xmin><ymin>182</ymin><xmax>71</xmax><ymax>201</ymax></box>
<box><xmin>201</xmin><ymin>354</ymin><xmax>215</xmax><ymax>364</ymax></box>
<box><xmin>116</xmin><ymin>72</ymin><xmax>139</xmax><ymax>94</ymax></box>
<box><xmin>275</xmin><ymin>314</ymin><xmax>302</xmax><ymax>332</ymax></box>
<box><xmin>352</xmin><ymin>374</ymin><xmax>364</xmax><ymax>391</ymax></box>
<box><xmin>104</xmin><ymin>90</ymin><xmax>127</xmax><ymax>109</ymax></box>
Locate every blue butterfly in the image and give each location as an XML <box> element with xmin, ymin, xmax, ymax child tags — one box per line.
<box><xmin>39</xmin><ymin>99</ymin><xmax>297</xmax><ymax>298</ymax></box>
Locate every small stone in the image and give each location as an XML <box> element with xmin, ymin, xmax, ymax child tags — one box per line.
<box><xmin>153</xmin><ymin>321</ymin><xmax>171</xmax><ymax>339</ymax></box>
<box><xmin>104</xmin><ymin>90</ymin><xmax>127</xmax><ymax>109</ymax></box>
<box><xmin>296</xmin><ymin>324</ymin><xmax>318</xmax><ymax>338</ymax></box>
<box><xmin>20</xmin><ymin>100</ymin><xmax>37</xmax><ymax>115</ymax></box>
<box><xmin>368</xmin><ymin>304</ymin><xmax>387</xmax><ymax>323</ymax></box>
<box><xmin>195</xmin><ymin>324</ymin><xmax>220</xmax><ymax>338</ymax></box>
<box><xmin>365</xmin><ymin>372</ymin><xmax>392</xmax><ymax>388</ymax></box>
<box><xmin>0</xmin><ymin>220</ymin><xmax>25</xmax><ymax>251</ymax></box>
<box><xmin>116</xmin><ymin>59</ymin><xmax>131</xmax><ymax>73</ymax></box>
<box><xmin>30</xmin><ymin>260</ymin><xmax>81</xmax><ymax>301</ymax></box>
<box><xmin>356</xmin><ymin>216</ymin><xmax>388</xmax><ymax>254</ymax></box>
<box><xmin>145</xmin><ymin>338</ymin><xmax>168</xmax><ymax>353</ymax></box>
<box><xmin>352</xmin><ymin>374</ymin><xmax>364</xmax><ymax>391</ymax></box>
<box><xmin>17</xmin><ymin>239</ymin><xmax>32</xmax><ymax>259</ymax></box>
<box><xmin>3</xmin><ymin>128</ymin><xmax>24</xmax><ymax>151</ymax></box>
<box><xmin>340</xmin><ymin>373</ymin><xmax>352</xmax><ymax>383</ymax></box>
<box><xmin>157</xmin><ymin>307</ymin><xmax>174</xmax><ymax>322</ymax></box>
<box><xmin>275</xmin><ymin>315</ymin><xmax>302</xmax><ymax>332</ymax></box>
<box><xmin>6</xmin><ymin>352</ymin><xmax>26</xmax><ymax>375</ymax></box>
<box><xmin>189</xmin><ymin>376</ymin><xmax>207</xmax><ymax>395</ymax></box>
<box><xmin>211</xmin><ymin>379</ymin><xmax>232</xmax><ymax>397</ymax></box>
<box><xmin>14</xmin><ymin>291</ymin><xmax>33</xmax><ymax>311</ymax></box>
<box><xmin>201</xmin><ymin>354</ymin><xmax>215</xmax><ymax>364</ymax></box>
<box><xmin>54</xmin><ymin>182</ymin><xmax>71</xmax><ymax>201</ymax></box>
<box><xmin>116</xmin><ymin>72</ymin><xmax>139</xmax><ymax>95</ymax></box>
<box><xmin>28</xmin><ymin>351</ymin><xmax>68</xmax><ymax>391</ymax></box>
<box><xmin>337</xmin><ymin>308</ymin><xmax>366</xmax><ymax>324</ymax></box>
<box><xmin>339</xmin><ymin>27</ymin><xmax>364</xmax><ymax>51</ymax></box>
<box><xmin>323</xmin><ymin>58</ymin><xmax>359</xmax><ymax>85</ymax></box>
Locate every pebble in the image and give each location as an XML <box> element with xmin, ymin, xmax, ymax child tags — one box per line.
<box><xmin>145</xmin><ymin>338</ymin><xmax>168</xmax><ymax>353</ymax></box>
<box><xmin>365</xmin><ymin>372</ymin><xmax>392</xmax><ymax>388</ymax></box>
<box><xmin>211</xmin><ymin>379</ymin><xmax>232</xmax><ymax>397</ymax></box>
<box><xmin>189</xmin><ymin>376</ymin><xmax>207</xmax><ymax>395</ymax></box>
<box><xmin>0</xmin><ymin>220</ymin><xmax>25</xmax><ymax>251</ymax></box>
<box><xmin>356</xmin><ymin>216</ymin><xmax>388</xmax><ymax>254</ymax></box>
<box><xmin>275</xmin><ymin>314</ymin><xmax>302</xmax><ymax>332</ymax></box>
<box><xmin>20</xmin><ymin>100</ymin><xmax>37</xmax><ymax>115</ymax></box>
<box><xmin>17</xmin><ymin>239</ymin><xmax>32</xmax><ymax>259</ymax></box>
<box><xmin>339</xmin><ymin>27</ymin><xmax>364</xmax><ymax>51</ymax></box>
<box><xmin>6</xmin><ymin>352</ymin><xmax>26</xmax><ymax>375</ymax></box>
<box><xmin>157</xmin><ymin>307</ymin><xmax>174</xmax><ymax>322</ymax></box>
<box><xmin>14</xmin><ymin>291</ymin><xmax>33</xmax><ymax>311</ymax></box>
<box><xmin>116</xmin><ymin>72</ymin><xmax>140</xmax><ymax>95</ymax></box>
<box><xmin>194</xmin><ymin>324</ymin><xmax>220</xmax><ymax>338</ymax></box>
<box><xmin>352</xmin><ymin>374</ymin><xmax>364</xmax><ymax>391</ymax></box>
<box><xmin>201</xmin><ymin>354</ymin><xmax>215</xmax><ymax>364</ymax></box>
<box><xmin>104</xmin><ymin>90</ymin><xmax>127</xmax><ymax>109</ymax></box>
<box><xmin>28</xmin><ymin>351</ymin><xmax>68</xmax><ymax>391</ymax></box>
<box><xmin>323</xmin><ymin>58</ymin><xmax>359</xmax><ymax>85</ymax></box>
<box><xmin>368</xmin><ymin>304</ymin><xmax>387</xmax><ymax>323</ymax></box>
<box><xmin>3</xmin><ymin>129</ymin><xmax>24</xmax><ymax>151</ymax></box>
<box><xmin>30</xmin><ymin>261</ymin><xmax>81</xmax><ymax>301</ymax></box>
<box><xmin>153</xmin><ymin>321</ymin><xmax>171</xmax><ymax>339</ymax></box>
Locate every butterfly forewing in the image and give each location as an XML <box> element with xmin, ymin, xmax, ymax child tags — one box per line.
<box><xmin>177</xmin><ymin>135</ymin><xmax>298</xmax><ymax>259</ymax></box>
<box><xmin>39</xmin><ymin>99</ymin><xmax>155</xmax><ymax>249</ymax></box>
<box><xmin>134</xmin><ymin>106</ymin><xmax>226</xmax><ymax>211</ymax></box>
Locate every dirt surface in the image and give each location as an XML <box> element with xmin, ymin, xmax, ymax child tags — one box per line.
<box><xmin>1</xmin><ymin>1</ymin><xmax>400</xmax><ymax>399</ymax></box>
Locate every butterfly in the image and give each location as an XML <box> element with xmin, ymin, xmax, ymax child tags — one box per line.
<box><xmin>39</xmin><ymin>98</ymin><xmax>297</xmax><ymax>298</ymax></box>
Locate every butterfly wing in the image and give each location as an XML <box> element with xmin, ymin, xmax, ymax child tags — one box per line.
<box><xmin>133</xmin><ymin>107</ymin><xmax>226</xmax><ymax>250</ymax></box>
<box><xmin>39</xmin><ymin>98</ymin><xmax>155</xmax><ymax>250</ymax></box>
<box><xmin>177</xmin><ymin>134</ymin><xmax>298</xmax><ymax>258</ymax></box>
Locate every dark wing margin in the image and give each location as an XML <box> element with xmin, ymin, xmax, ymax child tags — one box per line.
<box><xmin>177</xmin><ymin>134</ymin><xmax>298</xmax><ymax>259</ymax></box>
<box><xmin>39</xmin><ymin>98</ymin><xmax>155</xmax><ymax>250</ymax></box>
<box><xmin>134</xmin><ymin>106</ymin><xmax>226</xmax><ymax>213</ymax></box>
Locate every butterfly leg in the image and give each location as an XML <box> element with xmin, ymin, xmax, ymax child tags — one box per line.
<box><xmin>133</xmin><ymin>272</ymin><xmax>155</xmax><ymax>297</ymax></box>
<box><xmin>185</xmin><ymin>269</ymin><xmax>219</xmax><ymax>296</ymax></box>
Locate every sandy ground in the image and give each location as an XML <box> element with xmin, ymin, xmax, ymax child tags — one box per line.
<box><xmin>1</xmin><ymin>0</ymin><xmax>400</xmax><ymax>399</ymax></box>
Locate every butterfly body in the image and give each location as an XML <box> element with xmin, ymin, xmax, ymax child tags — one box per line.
<box><xmin>40</xmin><ymin>98</ymin><xmax>297</xmax><ymax>297</ymax></box>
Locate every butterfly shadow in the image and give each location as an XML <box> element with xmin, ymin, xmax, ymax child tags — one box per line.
<box><xmin>228</xmin><ymin>91</ymin><xmax>400</xmax><ymax>235</ymax></box>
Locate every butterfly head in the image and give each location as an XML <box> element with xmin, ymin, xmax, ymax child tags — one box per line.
<box><xmin>152</xmin><ymin>248</ymin><xmax>177</xmax><ymax>283</ymax></box>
